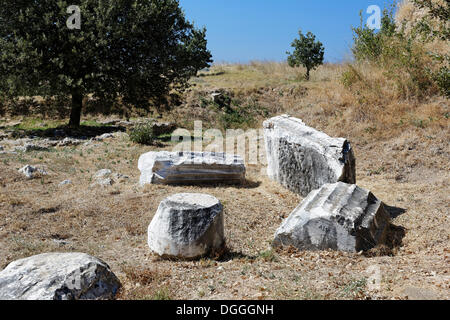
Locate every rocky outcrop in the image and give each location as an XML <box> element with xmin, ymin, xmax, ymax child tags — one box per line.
<box><xmin>0</xmin><ymin>252</ymin><xmax>121</xmax><ymax>300</ymax></box>
<box><xmin>14</xmin><ymin>144</ymin><xmax>49</xmax><ymax>152</ymax></box>
<box><xmin>18</xmin><ymin>165</ymin><xmax>47</xmax><ymax>179</ymax></box>
<box><xmin>59</xmin><ymin>179</ymin><xmax>72</xmax><ymax>186</ymax></box>
<box><xmin>95</xmin><ymin>169</ymin><xmax>112</xmax><ymax>179</ymax></box>
<box><xmin>93</xmin><ymin>133</ymin><xmax>114</xmax><ymax>141</ymax></box>
<box><xmin>90</xmin><ymin>169</ymin><xmax>128</xmax><ymax>187</ymax></box>
<box><xmin>138</xmin><ymin>151</ymin><xmax>245</xmax><ymax>185</ymax></box>
<box><xmin>264</xmin><ymin>115</ymin><xmax>356</xmax><ymax>196</ymax></box>
<box><xmin>148</xmin><ymin>193</ymin><xmax>225</xmax><ymax>259</ymax></box>
<box><xmin>273</xmin><ymin>182</ymin><xmax>391</xmax><ymax>252</ymax></box>
<box><xmin>57</xmin><ymin>137</ymin><xmax>85</xmax><ymax>147</ymax></box>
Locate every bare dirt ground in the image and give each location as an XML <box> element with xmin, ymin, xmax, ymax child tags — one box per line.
<box><xmin>0</xmin><ymin>63</ymin><xmax>448</xmax><ymax>300</ymax></box>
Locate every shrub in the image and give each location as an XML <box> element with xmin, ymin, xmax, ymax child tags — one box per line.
<box><xmin>434</xmin><ymin>65</ymin><xmax>450</xmax><ymax>97</ymax></box>
<box><xmin>218</xmin><ymin>98</ymin><xmax>269</xmax><ymax>129</ymax></box>
<box><xmin>341</xmin><ymin>65</ymin><xmax>362</xmax><ymax>88</ymax></box>
<box><xmin>129</xmin><ymin>122</ymin><xmax>156</xmax><ymax>145</ymax></box>
<box><xmin>351</xmin><ymin>6</ymin><xmax>397</xmax><ymax>62</ymax></box>
<box><xmin>348</xmin><ymin>1</ymin><xmax>443</xmax><ymax>100</ymax></box>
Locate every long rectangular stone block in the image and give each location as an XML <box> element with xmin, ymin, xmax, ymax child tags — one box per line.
<box><xmin>138</xmin><ymin>151</ymin><xmax>245</xmax><ymax>185</ymax></box>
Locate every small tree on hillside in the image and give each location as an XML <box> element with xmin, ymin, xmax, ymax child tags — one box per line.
<box><xmin>287</xmin><ymin>30</ymin><xmax>325</xmax><ymax>80</ymax></box>
<box><xmin>0</xmin><ymin>0</ymin><xmax>212</xmax><ymax>126</ymax></box>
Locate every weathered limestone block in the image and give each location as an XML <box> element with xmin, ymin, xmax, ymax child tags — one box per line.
<box><xmin>148</xmin><ymin>193</ymin><xmax>225</xmax><ymax>259</ymax></box>
<box><xmin>138</xmin><ymin>151</ymin><xmax>245</xmax><ymax>185</ymax></box>
<box><xmin>273</xmin><ymin>182</ymin><xmax>391</xmax><ymax>252</ymax></box>
<box><xmin>264</xmin><ymin>115</ymin><xmax>356</xmax><ymax>196</ymax></box>
<box><xmin>0</xmin><ymin>252</ymin><xmax>121</xmax><ymax>300</ymax></box>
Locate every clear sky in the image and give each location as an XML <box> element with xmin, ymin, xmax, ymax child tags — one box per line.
<box><xmin>179</xmin><ymin>0</ymin><xmax>393</xmax><ymax>63</ymax></box>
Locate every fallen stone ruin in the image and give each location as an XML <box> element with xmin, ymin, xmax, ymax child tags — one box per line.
<box><xmin>148</xmin><ymin>193</ymin><xmax>225</xmax><ymax>259</ymax></box>
<box><xmin>0</xmin><ymin>114</ymin><xmax>406</xmax><ymax>300</ymax></box>
<box><xmin>264</xmin><ymin>114</ymin><xmax>356</xmax><ymax>196</ymax></box>
<box><xmin>138</xmin><ymin>151</ymin><xmax>246</xmax><ymax>185</ymax></box>
<box><xmin>0</xmin><ymin>252</ymin><xmax>121</xmax><ymax>300</ymax></box>
<box><xmin>273</xmin><ymin>182</ymin><xmax>392</xmax><ymax>252</ymax></box>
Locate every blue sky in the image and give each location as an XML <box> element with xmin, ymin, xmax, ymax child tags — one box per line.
<box><xmin>179</xmin><ymin>0</ymin><xmax>393</xmax><ymax>63</ymax></box>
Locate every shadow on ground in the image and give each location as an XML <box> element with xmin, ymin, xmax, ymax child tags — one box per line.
<box><xmin>215</xmin><ymin>250</ymin><xmax>256</xmax><ymax>262</ymax></box>
<box><xmin>164</xmin><ymin>179</ymin><xmax>261</xmax><ymax>189</ymax></box>
<box><xmin>9</xmin><ymin>125</ymin><xmax>127</xmax><ymax>140</ymax></box>
<box><xmin>384</xmin><ymin>204</ymin><xmax>407</xmax><ymax>219</ymax></box>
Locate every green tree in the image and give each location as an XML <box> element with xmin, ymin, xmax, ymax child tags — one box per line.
<box><xmin>287</xmin><ymin>30</ymin><xmax>325</xmax><ymax>80</ymax></box>
<box><xmin>0</xmin><ymin>0</ymin><xmax>212</xmax><ymax>126</ymax></box>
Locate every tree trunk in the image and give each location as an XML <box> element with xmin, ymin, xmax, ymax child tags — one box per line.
<box><xmin>305</xmin><ymin>68</ymin><xmax>310</xmax><ymax>81</ymax></box>
<box><xmin>69</xmin><ymin>89</ymin><xmax>83</xmax><ymax>127</ymax></box>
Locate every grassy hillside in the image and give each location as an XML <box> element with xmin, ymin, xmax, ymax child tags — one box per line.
<box><xmin>0</xmin><ymin>0</ymin><xmax>448</xmax><ymax>300</ymax></box>
<box><xmin>1</xmin><ymin>60</ymin><xmax>448</xmax><ymax>299</ymax></box>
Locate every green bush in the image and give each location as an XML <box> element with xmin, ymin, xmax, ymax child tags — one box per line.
<box><xmin>348</xmin><ymin>1</ymin><xmax>445</xmax><ymax>99</ymax></box>
<box><xmin>434</xmin><ymin>65</ymin><xmax>450</xmax><ymax>97</ymax></box>
<box><xmin>351</xmin><ymin>6</ymin><xmax>397</xmax><ymax>62</ymax></box>
<box><xmin>219</xmin><ymin>98</ymin><xmax>269</xmax><ymax>129</ymax></box>
<box><xmin>129</xmin><ymin>122</ymin><xmax>156</xmax><ymax>145</ymax></box>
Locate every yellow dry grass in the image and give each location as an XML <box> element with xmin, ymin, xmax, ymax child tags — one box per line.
<box><xmin>396</xmin><ymin>0</ymin><xmax>450</xmax><ymax>56</ymax></box>
<box><xmin>0</xmin><ymin>60</ymin><xmax>449</xmax><ymax>300</ymax></box>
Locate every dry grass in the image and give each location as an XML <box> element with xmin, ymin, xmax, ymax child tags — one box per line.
<box><xmin>193</xmin><ymin>62</ymin><xmax>344</xmax><ymax>90</ymax></box>
<box><xmin>396</xmin><ymin>0</ymin><xmax>449</xmax><ymax>56</ymax></box>
<box><xmin>0</xmin><ymin>59</ymin><xmax>449</xmax><ymax>300</ymax></box>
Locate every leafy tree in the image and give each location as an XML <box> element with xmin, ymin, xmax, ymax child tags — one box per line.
<box><xmin>287</xmin><ymin>30</ymin><xmax>325</xmax><ymax>80</ymax></box>
<box><xmin>0</xmin><ymin>0</ymin><xmax>212</xmax><ymax>126</ymax></box>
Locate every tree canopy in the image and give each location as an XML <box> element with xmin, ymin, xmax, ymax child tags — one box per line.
<box><xmin>287</xmin><ymin>30</ymin><xmax>325</xmax><ymax>80</ymax></box>
<box><xmin>0</xmin><ymin>0</ymin><xmax>212</xmax><ymax>126</ymax></box>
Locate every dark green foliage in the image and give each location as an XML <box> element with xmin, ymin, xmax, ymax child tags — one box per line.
<box><xmin>129</xmin><ymin>122</ymin><xmax>155</xmax><ymax>145</ymax></box>
<box><xmin>287</xmin><ymin>30</ymin><xmax>325</xmax><ymax>80</ymax></box>
<box><xmin>0</xmin><ymin>0</ymin><xmax>212</xmax><ymax>126</ymax></box>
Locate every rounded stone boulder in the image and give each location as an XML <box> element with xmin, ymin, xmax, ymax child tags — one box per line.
<box><xmin>148</xmin><ymin>193</ymin><xmax>225</xmax><ymax>259</ymax></box>
<box><xmin>0</xmin><ymin>252</ymin><xmax>121</xmax><ymax>300</ymax></box>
